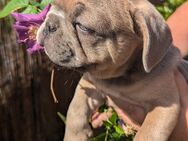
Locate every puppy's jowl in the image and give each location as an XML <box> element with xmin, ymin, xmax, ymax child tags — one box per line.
<box><xmin>37</xmin><ymin>0</ymin><xmax>188</xmax><ymax>141</ymax></box>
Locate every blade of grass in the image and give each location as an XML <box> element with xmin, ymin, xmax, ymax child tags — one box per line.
<box><xmin>57</xmin><ymin>112</ymin><xmax>66</xmax><ymax>125</ymax></box>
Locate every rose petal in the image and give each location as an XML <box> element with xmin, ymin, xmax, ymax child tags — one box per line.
<box><xmin>13</xmin><ymin>24</ymin><xmax>29</xmax><ymax>31</ymax></box>
<box><xmin>11</xmin><ymin>5</ymin><xmax>51</xmax><ymax>23</ymax></box>
<box><xmin>13</xmin><ymin>25</ymin><xmax>29</xmax><ymax>42</ymax></box>
<box><xmin>38</xmin><ymin>4</ymin><xmax>51</xmax><ymax>20</ymax></box>
<box><xmin>11</xmin><ymin>13</ymin><xmax>43</xmax><ymax>24</ymax></box>
<box><xmin>11</xmin><ymin>4</ymin><xmax>51</xmax><ymax>53</ymax></box>
<box><xmin>26</xmin><ymin>39</ymin><xmax>35</xmax><ymax>47</ymax></box>
<box><xmin>27</xmin><ymin>43</ymin><xmax>43</xmax><ymax>54</ymax></box>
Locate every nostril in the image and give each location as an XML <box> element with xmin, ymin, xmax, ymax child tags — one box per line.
<box><xmin>43</xmin><ymin>22</ymin><xmax>57</xmax><ymax>36</ymax></box>
<box><xmin>48</xmin><ymin>24</ymin><xmax>57</xmax><ymax>32</ymax></box>
<box><xmin>39</xmin><ymin>41</ymin><xmax>44</xmax><ymax>47</ymax></box>
<box><xmin>37</xmin><ymin>37</ymin><xmax>44</xmax><ymax>47</ymax></box>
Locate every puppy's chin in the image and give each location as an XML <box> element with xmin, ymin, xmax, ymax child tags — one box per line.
<box><xmin>52</xmin><ymin>61</ymin><xmax>96</xmax><ymax>74</ymax></box>
<box><xmin>73</xmin><ymin>65</ymin><xmax>93</xmax><ymax>73</ymax></box>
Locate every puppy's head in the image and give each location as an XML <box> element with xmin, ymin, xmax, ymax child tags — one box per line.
<box><xmin>37</xmin><ymin>0</ymin><xmax>172</xmax><ymax>79</ymax></box>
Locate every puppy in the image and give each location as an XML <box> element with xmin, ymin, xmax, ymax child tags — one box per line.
<box><xmin>37</xmin><ymin>0</ymin><xmax>188</xmax><ymax>141</ymax></box>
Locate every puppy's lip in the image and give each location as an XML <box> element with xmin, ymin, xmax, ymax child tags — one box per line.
<box><xmin>73</xmin><ymin>63</ymin><xmax>97</xmax><ymax>73</ymax></box>
<box><xmin>74</xmin><ymin>66</ymin><xmax>87</xmax><ymax>73</ymax></box>
<box><xmin>53</xmin><ymin>63</ymin><xmax>97</xmax><ymax>73</ymax></box>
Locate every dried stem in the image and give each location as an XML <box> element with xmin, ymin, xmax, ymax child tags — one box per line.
<box><xmin>50</xmin><ymin>69</ymin><xmax>59</xmax><ymax>103</ymax></box>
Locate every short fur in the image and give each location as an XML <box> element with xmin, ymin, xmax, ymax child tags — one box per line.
<box><xmin>37</xmin><ymin>0</ymin><xmax>188</xmax><ymax>141</ymax></box>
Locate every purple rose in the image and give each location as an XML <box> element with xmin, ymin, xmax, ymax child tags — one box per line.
<box><xmin>11</xmin><ymin>5</ymin><xmax>51</xmax><ymax>54</ymax></box>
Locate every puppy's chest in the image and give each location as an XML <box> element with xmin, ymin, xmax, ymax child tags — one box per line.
<box><xmin>93</xmin><ymin>79</ymin><xmax>156</xmax><ymax>110</ymax></box>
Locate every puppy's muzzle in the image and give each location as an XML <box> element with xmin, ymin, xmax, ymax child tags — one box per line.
<box><xmin>38</xmin><ymin>21</ymin><xmax>58</xmax><ymax>46</ymax></box>
<box><xmin>38</xmin><ymin>20</ymin><xmax>74</xmax><ymax>64</ymax></box>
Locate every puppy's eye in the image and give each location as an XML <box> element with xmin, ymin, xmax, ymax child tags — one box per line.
<box><xmin>76</xmin><ymin>23</ymin><xmax>94</xmax><ymax>34</ymax></box>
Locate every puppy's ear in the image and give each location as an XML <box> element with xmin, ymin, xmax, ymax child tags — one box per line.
<box><xmin>130</xmin><ymin>0</ymin><xmax>172</xmax><ymax>72</ymax></box>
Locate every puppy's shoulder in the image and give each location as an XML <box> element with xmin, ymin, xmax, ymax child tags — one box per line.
<box><xmin>155</xmin><ymin>46</ymin><xmax>181</xmax><ymax>74</ymax></box>
<box><xmin>178</xmin><ymin>60</ymin><xmax>188</xmax><ymax>83</ymax></box>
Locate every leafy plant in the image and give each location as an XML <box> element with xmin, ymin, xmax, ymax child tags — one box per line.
<box><xmin>0</xmin><ymin>0</ymin><xmax>54</xmax><ymax>18</ymax></box>
<box><xmin>90</xmin><ymin>106</ymin><xmax>136</xmax><ymax>141</ymax></box>
<box><xmin>57</xmin><ymin>106</ymin><xmax>136</xmax><ymax>141</ymax></box>
<box><xmin>0</xmin><ymin>0</ymin><xmax>186</xmax><ymax>19</ymax></box>
<box><xmin>0</xmin><ymin>0</ymin><xmax>29</xmax><ymax>18</ymax></box>
<box><xmin>156</xmin><ymin>0</ymin><xmax>187</xmax><ymax>19</ymax></box>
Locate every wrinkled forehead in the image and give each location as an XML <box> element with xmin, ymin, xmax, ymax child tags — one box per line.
<box><xmin>54</xmin><ymin>0</ymin><xmax>114</xmax><ymax>10</ymax></box>
<box><xmin>53</xmin><ymin>0</ymin><xmax>132</xmax><ymax>31</ymax></box>
<box><xmin>54</xmin><ymin>0</ymin><xmax>130</xmax><ymax>14</ymax></box>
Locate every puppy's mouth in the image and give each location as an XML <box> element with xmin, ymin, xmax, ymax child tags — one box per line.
<box><xmin>54</xmin><ymin>63</ymin><xmax>96</xmax><ymax>73</ymax></box>
<box><xmin>73</xmin><ymin>63</ymin><xmax>97</xmax><ymax>73</ymax></box>
<box><xmin>73</xmin><ymin>65</ymin><xmax>89</xmax><ymax>73</ymax></box>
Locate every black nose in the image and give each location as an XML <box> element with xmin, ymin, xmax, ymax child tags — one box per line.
<box><xmin>60</xmin><ymin>47</ymin><xmax>74</xmax><ymax>63</ymax></box>
<box><xmin>39</xmin><ymin>40</ymin><xmax>44</xmax><ymax>47</ymax></box>
<box><xmin>43</xmin><ymin>22</ymin><xmax>57</xmax><ymax>36</ymax></box>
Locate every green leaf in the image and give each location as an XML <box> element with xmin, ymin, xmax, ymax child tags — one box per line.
<box><xmin>22</xmin><ymin>5</ymin><xmax>38</xmax><ymax>14</ymax></box>
<box><xmin>0</xmin><ymin>0</ymin><xmax>29</xmax><ymax>18</ymax></box>
<box><xmin>57</xmin><ymin>112</ymin><xmax>66</xmax><ymax>125</ymax></box>
<box><xmin>110</xmin><ymin>132</ymin><xmax>121</xmax><ymax>140</ymax></box>
<box><xmin>156</xmin><ymin>0</ymin><xmax>186</xmax><ymax>19</ymax></box>
<box><xmin>40</xmin><ymin>0</ymin><xmax>54</xmax><ymax>8</ymax></box>
<box><xmin>30</xmin><ymin>1</ymin><xmax>43</xmax><ymax>7</ymax></box>
<box><xmin>89</xmin><ymin>133</ymin><xmax>106</xmax><ymax>141</ymax></box>
<box><xmin>103</xmin><ymin>121</ymin><xmax>113</xmax><ymax>129</ymax></box>
<box><xmin>109</xmin><ymin>112</ymin><xmax>118</xmax><ymax>125</ymax></box>
<box><xmin>114</xmin><ymin>125</ymin><xmax>125</xmax><ymax>136</ymax></box>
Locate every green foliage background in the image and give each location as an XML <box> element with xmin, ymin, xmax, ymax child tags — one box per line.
<box><xmin>0</xmin><ymin>0</ymin><xmax>187</xmax><ymax>19</ymax></box>
<box><xmin>0</xmin><ymin>0</ymin><xmax>53</xmax><ymax>18</ymax></box>
<box><xmin>157</xmin><ymin>0</ymin><xmax>187</xmax><ymax>19</ymax></box>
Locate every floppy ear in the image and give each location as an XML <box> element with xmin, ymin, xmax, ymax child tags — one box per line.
<box><xmin>130</xmin><ymin>0</ymin><xmax>172</xmax><ymax>72</ymax></box>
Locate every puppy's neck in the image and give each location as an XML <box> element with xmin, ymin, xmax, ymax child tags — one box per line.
<box><xmin>88</xmin><ymin>48</ymin><xmax>146</xmax><ymax>85</ymax></box>
<box><xmin>91</xmin><ymin>46</ymin><xmax>181</xmax><ymax>85</ymax></box>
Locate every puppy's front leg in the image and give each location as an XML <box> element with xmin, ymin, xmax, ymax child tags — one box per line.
<box><xmin>134</xmin><ymin>102</ymin><xmax>180</xmax><ymax>141</ymax></box>
<box><xmin>64</xmin><ymin>77</ymin><xmax>105</xmax><ymax>141</ymax></box>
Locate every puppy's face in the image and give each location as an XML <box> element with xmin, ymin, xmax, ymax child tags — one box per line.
<box><xmin>37</xmin><ymin>0</ymin><xmax>172</xmax><ymax>79</ymax></box>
